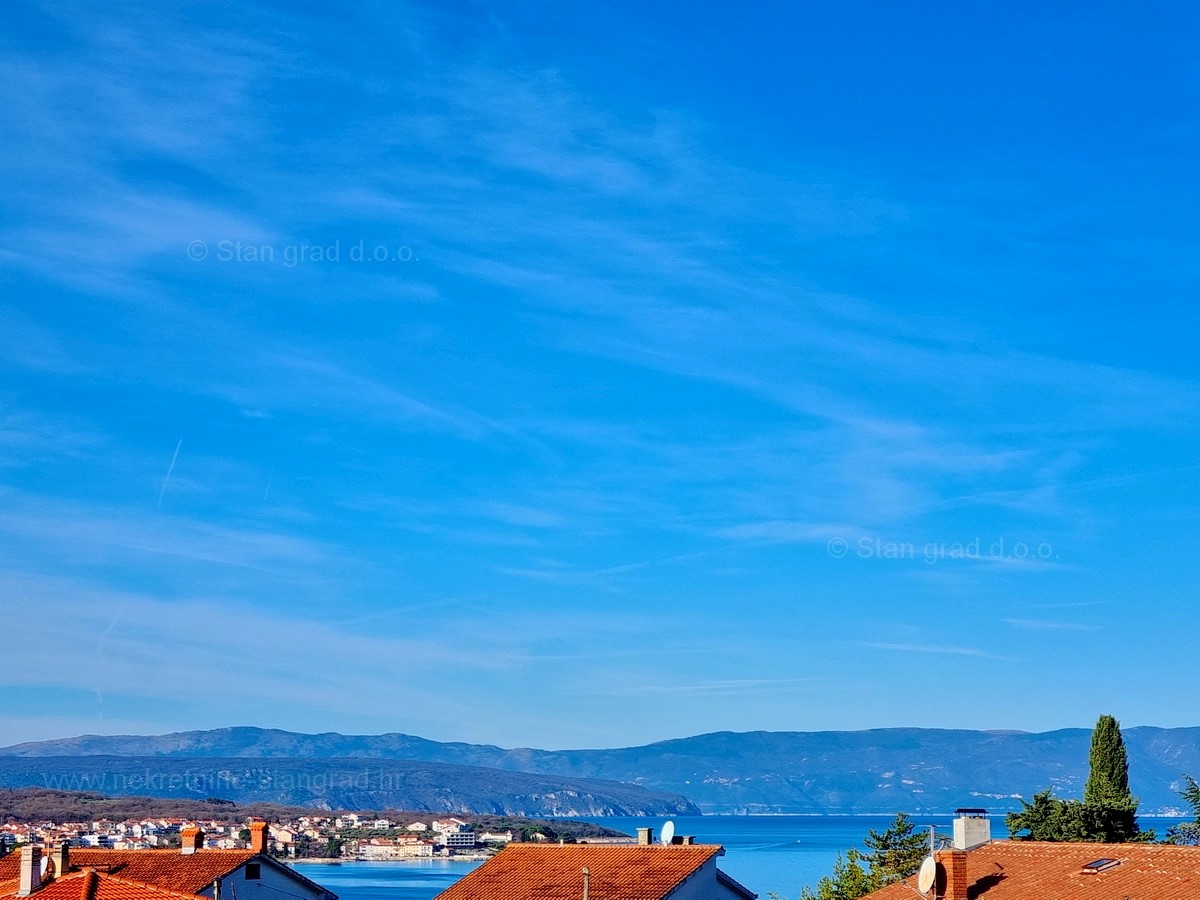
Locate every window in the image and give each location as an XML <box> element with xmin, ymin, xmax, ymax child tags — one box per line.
<box><xmin>245</xmin><ymin>864</ymin><xmax>261</xmax><ymax>880</ymax></box>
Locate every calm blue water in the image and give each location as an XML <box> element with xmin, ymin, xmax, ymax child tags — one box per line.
<box><xmin>292</xmin><ymin>860</ymin><xmax>484</xmax><ymax>900</ymax></box>
<box><xmin>293</xmin><ymin>815</ymin><xmax>1183</xmax><ymax>900</ymax></box>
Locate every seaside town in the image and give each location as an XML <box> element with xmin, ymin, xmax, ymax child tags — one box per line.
<box><xmin>0</xmin><ymin>813</ymin><xmax>531</xmax><ymax>861</ymax></box>
<box><xmin>3</xmin><ymin>800</ymin><xmax>1200</xmax><ymax>900</ymax></box>
<box><xmin>1</xmin><ymin>718</ymin><xmax>1199</xmax><ymax>899</ymax></box>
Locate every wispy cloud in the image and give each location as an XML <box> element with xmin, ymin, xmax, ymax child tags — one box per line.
<box><xmin>861</xmin><ymin>642</ymin><xmax>1007</xmax><ymax>661</ymax></box>
<box><xmin>1</xmin><ymin>0</ymin><xmax>1197</xmax><ymax>744</ymax></box>
<box><xmin>1004</xmin><ymin>618</ymin><xmax>1100</xmax><ymax>632</ymax></box>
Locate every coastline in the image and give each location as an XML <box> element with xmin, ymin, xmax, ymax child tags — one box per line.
<box><xmin>291</xmin><ymin>854</ymin><xmax>494</xmax><ymax>865</ymax></box>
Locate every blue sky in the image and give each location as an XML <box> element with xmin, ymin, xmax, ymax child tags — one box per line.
<box><xmin>2</xmin><ymin>1</ymin><xmax>1199</xmax><ymax>749</ymax></box>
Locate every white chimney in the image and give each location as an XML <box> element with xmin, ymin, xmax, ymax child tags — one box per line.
<box><xmin>952</xmin><ymin>808</ymin><xmax>991</xmax><ymax>850</ymax></box>
<box><xmin>18</xmin><ymin>845</ymin><xmax>42</xmax><ymax>896</ymax></box>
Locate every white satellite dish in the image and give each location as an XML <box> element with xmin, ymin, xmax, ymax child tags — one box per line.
<box><xmin>40</xmin><ymin>857</ymin><xmax>50</xmax><ymax>878</ymax></box>
<box><xmin>917</xmin><ymin>856</ymin><xmax>937</xmax><ymax>894</ymax></box>
<box><xmin>660</xmin><ymin>820</ymin><xmax>676</xmax><ymax>845</ymax></box>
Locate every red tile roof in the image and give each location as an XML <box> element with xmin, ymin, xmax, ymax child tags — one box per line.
<box><xmin>436</xmin><ymin>844</ymin><xmax>754</xmax><ymax>900</ymax></box>
<box><xmin>867</xmin><ymin>840</ymin><xmax>1200</xmax><ymax>900</ymax></box>
<box><xmin>0</xmin><ymin>851</ymin><xmax>256</xmax><ymax>896</ymax></box>
<box><xmin>0</xmin><ymin>870</ymin><xmax>205</xmax><ymax>900</ymax></box>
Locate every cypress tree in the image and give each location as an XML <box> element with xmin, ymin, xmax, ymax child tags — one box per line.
<box><xmin>1082</xmin><ymin>714</ymin><xmax>1145</xmax><ymax>842</ymax></box>
<box><xmin>1009</xmin><ymin>714</ymin><xmax>1150</xmax><ymax>842</ymax></box>
<box><xmin>1084</xmin><ymin>714</ymin><xmax>1132</xmax><ymax>806</ymax></box>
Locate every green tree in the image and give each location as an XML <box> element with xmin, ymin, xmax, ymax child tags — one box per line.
<box><xmin>1165</xmin><ymin>775</ymin><xmax>1200</xmax><ymax>846</ymax></box>
<box><xmin>1006</xmin><ymin>790</ymin><xmax>1089</xmax><ymax>841</ymax></box>
<box><xmin>797</xmin><ymin>813</ymin><xmax>928</xmax><ymax>900</ymax></box>
<box><xmin>1084</xmin><ymin>715</ymin><xmax>1132</xmax><ymax>806</ymax></box>
<box><xmin>862</xmin><ymin>813</ymin><xmax>927</xmax><ymax>885</ymax></box>
<box><xmin>1083</xmin><ymin>714</ymin><xmax>1143</xmax><ymax>842</ymax></box>
<box><xmin>798</xmin><ymin>850</ymin><xmax>876</xmax><ymax>900</ymax></box>
<box><xmin>1007</xmin><ymin>715</ymin><xmax>1150</xmax><ymax>843</ymax></box>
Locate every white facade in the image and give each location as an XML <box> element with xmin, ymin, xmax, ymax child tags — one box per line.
<box><xmin>659</xmin><ymin>858</ymin><xmax>752</xmax><ymax>900</ymax></box>
<box><xmin>196</xmin><ymin>857</ymin><xmax>336</xmax><ymax>900</ymax></box>
<box><xmin>354</xmin><ymin>840</ymin><xmax>435</xmax><ymax>860</ymax></box>
<box><xmin>478</xmin><ymin>831</ymin><xmax>512</xmax><ymax>844</ymax></box>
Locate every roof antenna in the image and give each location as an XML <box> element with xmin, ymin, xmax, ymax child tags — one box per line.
<box><xmin>914</xmin><ymin>826</ymin><xmax>937</xmax><ymax>897</ymax></box>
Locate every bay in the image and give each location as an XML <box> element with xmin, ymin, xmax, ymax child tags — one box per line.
<box><xmin>294</xmin><ymin>815</ymin><xmax>1184</xmax><ymax>900</ymax></box>
<box><xmin>291</xmin><ymin>860</ymin><xmax>484</xmax><ymax>900</ymax></box>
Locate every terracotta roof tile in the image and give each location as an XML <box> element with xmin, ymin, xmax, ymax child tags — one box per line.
<box><xmin>0</xmin><ymin>851</ymin><xmax>255</xmax><ymax>896</ymax></box>
<box><xmin>0</xmin><ymin>869</ymin><xmax>205</xmax><ymax>900</ymax></box>
<box><xmin>436</xmin><ymin>844</ymin><xmax>753</xmax><ymax>900</ymax></box>
<box><xmin>867</xmin><ymin>840</ymin><xmax>1200</xmax><ymax>900</ymax></box>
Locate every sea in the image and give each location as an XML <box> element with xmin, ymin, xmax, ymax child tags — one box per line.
<box><xmin>294</xmin><ymin>815</ymin><xmax>1183</xmax><ymax>900</ymax></box>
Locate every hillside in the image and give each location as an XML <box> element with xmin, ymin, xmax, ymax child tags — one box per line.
<box><xmin>0</xmin><ymin>789</ymin><xmax>313</xmax><ymax>824</ymax></box>
<box><xmin>6</xmin><ymin>726</ymin><xmax>1200</xmax><ymax>814</ymax></box>
<box><xmin>0</xmin><ymin>756</ymin><xmax>698</xmax><ymax>817</ymax></box>
<box><xmin>0</xmin><ymin>788</ymin><xmax>625</xmax><ymax>839</ymax></box>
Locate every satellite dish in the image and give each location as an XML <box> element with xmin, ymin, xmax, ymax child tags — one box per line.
<box><xmin>40</xmin><ymin>857</ymin><xmax>50</xmax><ymax>878</ymax></box>
<box><xmin>660</xmin><ymin>821</ymin><xmax>676</xmax><ymax>845</ymax></box>
<box><xmin>917</xmin><ymin>856</ymin><xmax>937</xmax><ymax>894</ymax></box>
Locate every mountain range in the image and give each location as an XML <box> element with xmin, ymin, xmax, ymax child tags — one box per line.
<box><xmin>4</xmin><ymin>725</ymin><xmax>1200</xmax><ymax>814</ymax></box>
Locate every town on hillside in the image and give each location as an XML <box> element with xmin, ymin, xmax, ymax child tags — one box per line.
<box><xmin>0</xmin><ymin>811</ymin><xmax>617</xmax><ymax>862</ymax></box>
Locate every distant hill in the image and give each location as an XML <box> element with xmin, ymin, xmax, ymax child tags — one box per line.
<box><xmin>0</xmin><ymin>755</ymin><xmax>699</xmax><ymax>817</ymax></box>
<box><xmin>0</xmin><ymin>788</ymin><xmax>627</xmax><ymax>839</ymax></box>
<box><xmin>5</xmin><ymin>725</ymin><xmax>1200</xmax><ymax>814</ymax></box>
<box><xmin>0</xmin><ymin>788</ymin><xmax>324</xmax><ymax>824</ymax></box>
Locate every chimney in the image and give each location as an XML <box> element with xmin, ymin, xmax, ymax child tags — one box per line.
<box><xmin>51</xmin><ymin>841</ymin><xmax>70</xmax><ymax>880</ymax></box>
<box><xmin>680</xmin><ymin>836</ymin><xmax>695</xmax><ymax>845</ymax></box>
<box><xmin>180</xmin><ymin>826</ymin><xmax>204</xmax><ymax>855</ymax></box>
<box><xmin>935</xmin><ymin>849</ymin><xmax>969</xmax><ymax>900</ymax></box>
<box><xmin>18</xmin><ymin>845</ymin><xmax>42</xmax><ymax>896</ymax></box>
<box><xmin>951</xmin><ymin>808</ymin><xmax>991</xmax><ymax>850</ymax></box>
<box><xmin>636</xmin><ymin>828</ymin><xmax>653</xmax><ymax>846</ymax></box>
<box><xmin>248</xmin><ymin>821</ymin><xmax>268</xmax><ymax>855</ymax></box>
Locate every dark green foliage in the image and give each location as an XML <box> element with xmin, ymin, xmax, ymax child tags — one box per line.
<box><xmin>1165</xmin><ymin>775</ymin><xmax>1200</xmax><ymax>846</ymax></box>
<box><xmin>1085</xmin><ymin>715</ymin><xmax>1132</xmax><ymax>806</ymax></box>
<box><xmin>1005</xmin><ymin>790</ymin><xmax>1143</xmax><ymax>842</ymax></box>
<box><xmin>798</xmin><ymin>813</ymin><xmax>930</xmax><ymax>900</ymax></box>
<box><xmin>1007</xmin><ymin>716</ymin><xmax>1149</xmax><ymax>843</ymax></box>
<box><xmin>1166</xmin><ymin>822</ymin><xmax>1200</xmax><ymax>846</ymax></box>
<box><xmin>798</xmin><ymin>850</ymin><xmax>875</xmax><ymax>900</ymax></box>
<box><xmin>862</xmin><ymin>813</ymin><xmax>928</xmax><ymax>885</ymax></box>
<box><xmin>1178</xmin><ymin>774</ymin><xmax>1200</xmax><ymax>817</ymax></box>
<box><xmin>1006</xmin><ymin>790</ymin><xmax>1079</xmax><ymax>841</ymax></box>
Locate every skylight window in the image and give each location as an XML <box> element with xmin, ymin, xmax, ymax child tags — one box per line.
<box><xmin>1082</xmin><ymin>858</ymin><xmax>1120</xmax><ymax>874</ymax></box>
